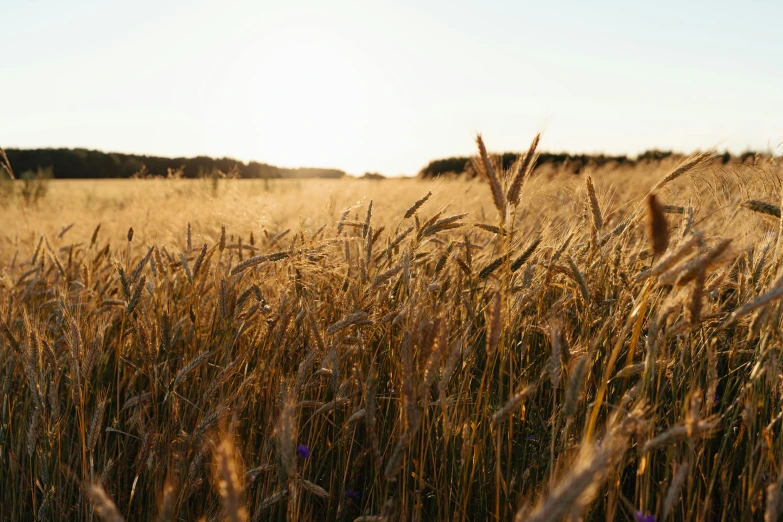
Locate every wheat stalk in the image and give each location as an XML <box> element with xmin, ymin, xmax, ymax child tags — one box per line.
<box><xmin>216</xmin><ymin>438</ymin><xmax>248</xmax><ymax>522</ymax></box>
<box><xmin>507</xmin><ymin>133</ymin><xmax>540</xmax><ymax>206</ymax></box>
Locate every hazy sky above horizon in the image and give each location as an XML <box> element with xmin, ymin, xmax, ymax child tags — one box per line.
<box><xmin>2</xmin><ymin>0</ymin><xmax>782</xmax><ymax>176</ymax></box>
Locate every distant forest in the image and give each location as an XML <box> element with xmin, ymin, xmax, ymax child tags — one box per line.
<box><xmin>417</xmin><ymin>149</ymin><xmax>766</xmax><ymax>178</ymax></box>
<box><xmin>0</xmin><ymin>147</ymin><xmax>771</xmax><ymax>180</ymax></box>
<box><xmin>1</xmin><ymin>148</ymin><xmax>345</xmax><ymax>180</ymax></box>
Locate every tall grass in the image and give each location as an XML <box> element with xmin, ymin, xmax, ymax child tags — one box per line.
<box><xmin>1</xmin><ymin>138</ymin><xmax>783</xmax><ymax>521</ymax></box>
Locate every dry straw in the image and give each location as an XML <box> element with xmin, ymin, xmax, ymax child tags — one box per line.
<box><xmin>663</xmin><ymin>460</ymin><xmax>689</xmax><ymax>520</ymax></box>
<box><xmin>485</xmin><ymin>292</ymin><xmax>502</xmax><ymax>356</ymax></box>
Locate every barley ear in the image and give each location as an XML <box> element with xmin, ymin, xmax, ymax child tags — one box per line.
<box><xmin>404</xmin><ymin>191</ymin><xmax>432</xmax><ymax>219</ymax></box>
<box><xmin>652</xmin><ymin>149</ymin><xmax>714</xmax><ymax>191</ymax></box>
<box><xmin>585</xmin><ymin>173</ymin><xmax>603</xmax><ymax>231</ymax></box>
<box><xmin>475</xmin><ymin>134</ymin><xmax>506</xmax><ymax>218</ymax></box>
<box><xmin>86</xmin><ymin>483</ymin><xmax>125</xmax><ymax>522</ymax></box>
<box><xmin>742</xmin><ymin>199</ymin><xmax>781</xmax><ymax>219</ymax></box>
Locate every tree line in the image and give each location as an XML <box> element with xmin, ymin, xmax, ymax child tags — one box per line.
<box><xmin>416</xmin><ymin>149</ymin><xmax>761</xmax><ymax>178</ymax></box>
<box><xmin>1</xmin><ymin>148</ymin><xmax>346</xmax><ymax>179</ymax></box>
<box><xmin>1</xmin><ymin>146</ymin><xmax>769</xmax><ymax>181</ymax></box>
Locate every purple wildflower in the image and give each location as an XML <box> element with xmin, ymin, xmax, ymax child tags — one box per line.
<box><xmin>634</xmin><ymin>511</ymin><xmax>656</xmax><ymax>522</ymax></box>
<box><xmin>297</xmin><ymin>444</ymin><xmax>311</xmax><ymax>459</ymax></box>
<box><xmin>344</xmin><ymin>489</ymin><xmax>360</xmax><ymax>499</ymax></box>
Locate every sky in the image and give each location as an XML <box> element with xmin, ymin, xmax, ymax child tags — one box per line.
<box><xmin>1</xmin><ymin>0</ymin><xmax>782</xmax><ymax>176</ymax></box>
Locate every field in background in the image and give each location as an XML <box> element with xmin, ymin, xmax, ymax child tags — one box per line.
<box><xmin>3</xmin><ymin>150</ymin><xmax>783</xmax><ymax>521</ymax></box>
<box><xmin>4</xmin><ymin>155</ymin><xmax>776</xmax><ymax>253</ymax></box>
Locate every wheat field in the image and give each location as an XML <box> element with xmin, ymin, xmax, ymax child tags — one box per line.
<box><xmin>3</xmin><ymin>139</ymin><xmax>783</xmax><ymax>521</ymax></box>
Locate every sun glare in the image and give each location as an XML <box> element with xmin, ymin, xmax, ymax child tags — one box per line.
<box><xmin>199</xmin><ymin>34</ymin><xmax>371</xmax><ymax>173</ymax></box>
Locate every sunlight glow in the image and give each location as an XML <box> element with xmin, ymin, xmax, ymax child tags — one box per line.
<box><xmin>1</xmin><ymin>0</ymin><xmax>781</xmax><ymax>175</ymax></box>
<box><xmin>200</xmin><ymin>33</ymin><xmax>373</xmax><ymax>171</ymax></box>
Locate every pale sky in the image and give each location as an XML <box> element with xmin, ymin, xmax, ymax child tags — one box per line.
<box><xmin>2</xmin><ymin>0</ymin><xmax>781</xmax><ymax>176</ymax></box>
